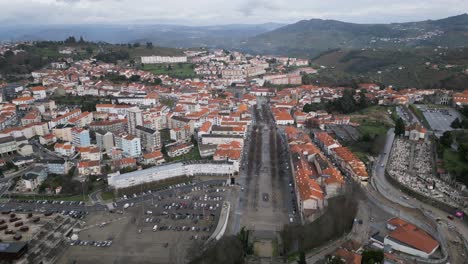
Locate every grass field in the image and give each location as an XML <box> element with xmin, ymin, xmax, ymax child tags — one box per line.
<box><xmin>101</xmin><ymin>191</ymin><xmax>115</xmax><ymax>201</ymax></box>
<box><xmin>142</xmin><ymin>63</ymin><xmax>196</xmax><ymax>79</ymax></box>
<box><xmin>443</xmin><ymin>149</ymin><xmax>468</xmax><ymax>176</ymax></box>
<box><xmin>350</xmin><ymin>105</ymin><xmax>393</xmax><ymax>137</ymax></box>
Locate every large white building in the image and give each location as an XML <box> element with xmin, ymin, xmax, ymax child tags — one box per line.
<box><xmin>141</xmin><ymin>56</ymin><xmax>187</xmax><ymax>64</ymax></box>
<box><xmin>108</xmin><ymin>161</ymin><xmax>236</xmax><ymax>189</ymax></box>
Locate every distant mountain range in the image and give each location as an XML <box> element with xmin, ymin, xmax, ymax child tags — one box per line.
<box><xmin>0</xmin><ymin>23</ymin><xmax>285</xmax><ymax>49</ymax></box>
<box><xmin>1</xmin><ymin>14</ymin><xmax>468</xmax><ymax>57</ymax></box>
<box><xmin>236</xmin><ymin>14</ymin><xmax>468</xmax><ymax>57</ymax></box>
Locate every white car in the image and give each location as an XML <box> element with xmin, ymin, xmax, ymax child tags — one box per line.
<box><xmin>153</xmin><ymin>225</ymin><xmax>158</xmax><ymax>232</ymax></box>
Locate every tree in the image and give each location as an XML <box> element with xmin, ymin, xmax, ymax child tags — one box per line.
<box><xmin>237</xmin><ymin>227</ymin><xmax>253</xmax><ymax>255</ymax></box>
<box><xmin>133</xmin><ymin>42</ymin><xmax>140</xmax><ymax>48</ymax></box>
<box><xmin>335</xmin><ymin>89</ymin><xmax>357</xmax><ymax>114</ymax></box>
<box><xmin>78</xmin><ymin>36</ymin><xmax>85</xmax><ymax>44</ymax></box>
<box><xmin>451</xmin><ymin>118</ymin><xmax>461</xmax><ymax>129</ymax></box>
<box><xmin>361</xmin><ymin>250</ymin><xmax>384</xmax><ymax>264</ymax></box>
<box><xmin>439</xmin><ymin>131</ymin><xmax>453</xmax><ymax>147</ymax></box>
<box><xmin>394</xmin><ymin>118</ymin><xmax>405</xmax><ymax>136</ymax></box>
<box><xmin>153</xmin><ymin>78</ymin><xmax>162</xmax><ymax>85</ymax></box>
<box><xmin>129</xmin><ymin>75</ymin><xmax>141</xmax><ymax>82</ymax></box>
<box><xmin>85</xmin><ymin>47</ymin><xmax>93</xmax><ymax>55</ymax></box>
<box><xmin>297</xmin><ymin>251</ymin><xmax>307</xmax><ymax>264</ymax></box>
<box><xmin>146</xmin><ymin>42</ymin><xmax>153</xmax><ymax>49</ymax></box>
<box><xmin>358</xmin><ymin>90</ymin><xmax>369</xmax><ymax>108</ymax></box>
<box><xmin>325</xmin><ymin>255</ymin><xmax>345</xmax><ymax>264</ymax></box>
<box><xmin>65</xmin><ymin>36</ymin><xmax>76</xmax><ymax>44</ymax></box>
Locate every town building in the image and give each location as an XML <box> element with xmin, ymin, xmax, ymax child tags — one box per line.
<box><xmin>95</xmin><ymin>130</ymin><xmax>115</xmax><ymax>152</ymax></box>
<box><xmin>71</xmin><ymin>127</ymin><xmax>91</xmax><ymax>147</ymax></box>
<box><xmin>384</xmin><ymin>218</ymin><xmax>439</xmax><ymax>258</ymax></box>
<box><xmin>127</xmin><ymin>107</ymin><xmax>143</xmax><ymax>136</ymax></box>
<box><xmin>136</xmin><ymin>125</ymin><xmax>161</xmax><ymax>151</ymax></box>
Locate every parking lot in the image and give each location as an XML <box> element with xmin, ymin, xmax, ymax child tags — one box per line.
<box><xmin>417</xmin><ymin>105</ymin><xmax>462</xmax><ymax>134</ymax></box>
<box><xmin>57</xmin><ymin>182</ymin><xmax>228</xmax><ymax>264</ymax></box>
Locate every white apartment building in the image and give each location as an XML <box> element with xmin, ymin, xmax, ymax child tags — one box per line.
<box><xmin>141</xmin><ymin>56</ymin><xmax>187</xmax><ymax>64</ymax></box>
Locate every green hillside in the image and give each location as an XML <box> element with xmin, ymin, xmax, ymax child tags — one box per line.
<box><xmin>237</xmin><ymin>14</ymin><xmax>468</xmax><ymax>57</ymax></box>
<box><xmin>307</xmin><ymin>48</ymin><xmax>468</xmax><ymax>90</ymax></box>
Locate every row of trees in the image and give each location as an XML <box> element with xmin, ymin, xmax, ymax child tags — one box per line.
<box><xmin>303</xmin><ymin>89</ymin><xmax>372</xmax><ymax>114</ymax></box>
<box><xmin>94</xmin><ymin>50</ymin><xmax>130</xmax><ymax>63</ymax></box>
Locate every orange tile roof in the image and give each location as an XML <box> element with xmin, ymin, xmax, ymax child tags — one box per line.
<box><xmin>31</xmin><ymin>86</ymin><xmax>46</xmax><ymax>91</ymax></box>
<box><xmin>78</xmin><ymin>160</ymin><xmax>100</xmax><ymax>168</ymax></box>
<box><xmin>214</xmin><ymin>149</ymin><xmax>241</xmax><ymax>160</ymax></box>
<box><xmin>387</xmin><ymin>217</ymin><xmax>439</xmax><ymax>254</ymax></box>
<box><xmin>275</xmin><ymin>111</ymin><xmax>294</xmax><ymax>121</ymax></box>
<box><xmin>315</xmin><ymin>132</ymin><xmax>339</xmax><ymax>147</ymax></box>
<box><xmin>199</xmin><ymin>121</ymin><xmax>211</xmax><ymax>132</ymax></box>
<box><xmin>143</xmin><ymin>150</ymin><xmax>164</xmax><ymax>159</ymax></box>
<box><xmin>335</xmin><ymin>248</ymin><xmax>362</xmax><ymax>264</ymax></box>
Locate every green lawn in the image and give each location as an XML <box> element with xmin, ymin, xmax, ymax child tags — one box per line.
<box><xmin>142</xmin><ymin>63</ymin><xmax>196</xmax><ymax>79</ymax></box>
<box><xmin>101</xmin><ymin>191</ymin><xmax>115</xmax><ymax>201</ymax></box>
<box><xmin>357</xmin><ymin>123</ymin><xmax>389</xmax><ymax>137</ymax></box>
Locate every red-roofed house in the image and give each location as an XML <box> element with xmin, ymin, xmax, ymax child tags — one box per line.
<box><xmin>142</xmin><ymin>150</ymin><xmax>165</xmax><ymax>165</ymax></box>
<box><xmin>77</xmin><ymin>160</ymin><xmax>101</xmax><ymax>176</ymax></box>
<box><xmin>314</xmin><ymin>132</ymin><xmax>341</xmax><ymax>155</ymax></box>
<box><xmin>274</xmin><ymin>111</ymin><xmax>295</xmax><ymax>125</ymax></box>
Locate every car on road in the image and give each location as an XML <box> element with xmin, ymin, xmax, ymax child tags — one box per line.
<box><xmin>262</xmin><ymin>193</ymin><xmax>269</xmax><ymax>202</ymax></box>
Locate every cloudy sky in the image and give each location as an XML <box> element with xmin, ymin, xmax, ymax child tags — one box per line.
<box><xmin>0</xmin><ymin>0</ymin><xmax>467</xmax><ymax>26</ymax></box>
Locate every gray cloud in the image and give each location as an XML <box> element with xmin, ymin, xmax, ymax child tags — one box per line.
<box><xmin>0</xmin><ymin>0</ymin><xmax>466</xmax><ymax>26</ymax></box>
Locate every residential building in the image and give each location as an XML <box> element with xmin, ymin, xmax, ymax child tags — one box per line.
<box><xmin>141</xmin><ymin>56</ymin><xmax>187</xmax><ymax>64</ymax></box>
<box><xmin>142</xmin><ymin>150</ymin><xmax>165</xmax><ymax>165</ymax></box>
<box><xmin>89</xmin><ymin>119</ymin><xmax>126</xmax><ymax>133</ymax></box>
<box><xmin>72</xmin><ymin>127</ymin><xmax>91</xmax><ymax>147</ymax></box>
<box><xmin>96</xmin><ymin>130</ymin><xmax>115</xmax><ymax>152</ymax></box>
<box><xmin>54</xmin><ymin>142</ymin><xmax>75</xmax><ymax>157</ymax></box>
<box><xmin>111</xmin><ymin>157</ymin><xmax>137</xmax><ymax>171</ymax></box>
<box><xmin>22</xmin><ymin>165</ymin><xmax>48</xmax><ymax>191</ymax></box>
<box><xmin>128</xmin><ymin>107</ymin><xmax>143</xmax><ymax>136</ymax></box>
<box><xmin>136</xmin><ymin>125</ymin><xmax>161</xmax><ymax>151</ymax></box>
<box><xmin>31</xmin><ymin>86</ymin><xmax>47</xmax><ymax>100</ymax></box>
<box><xmin>77</xmin><ymin>160</ymin><xmax>101</xmax><ymax>176</ymax></box>
<box><xmin>38</xmin><ymin>159</ymin><xmax>70</xmax><ymax>175</ymax></box>
<box><xmin>117</xmin><ymin>134</ymin><xmax>142</xmax><ymax>157</ymax></box>
<box><xmin>167</xmin><ymin>143</ymin><xmax>193</xmax><ymax>158</ymax></box>
<box><xmin>52</xmin><ymin>124</ymin><xmax>75</xmax><ymax>142</ymax></box>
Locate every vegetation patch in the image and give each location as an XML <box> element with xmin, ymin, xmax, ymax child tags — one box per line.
<box><xmin>282</xmin><ymin>190</ymin><xmax>358</xmax><ymax>257</ymax></box>
<box><xmin>142</xmin><ymin>63</ymin><xmax>196</xmax><ymax>79</ymax></box>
